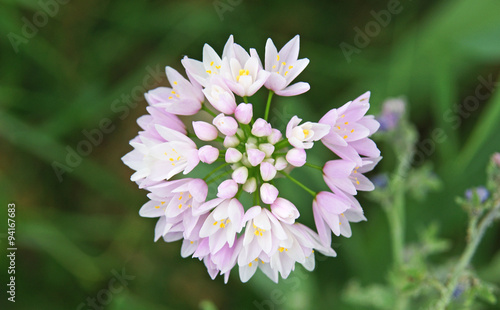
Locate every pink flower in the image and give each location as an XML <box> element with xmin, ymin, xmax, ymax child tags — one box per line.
<box><xmin>312</xmin><ymin>191</ymin><xmax>350</xmax><ymax>245</ymax></box>
<box><xmin>145</xmin><ymin>67</ymin><xmax>204</xmax><ymax>115</ymax></box>
<box><xmin>122</xmin><ymin>125</ymin><xmax>199</xmax><ymax>183</ymax></box>
<box><xmin>213</xmin><ymin>114</ymin><xmax>238</xmax><ymax>136</ymax></box>
<box><xmin>237</xmin><ymin>206</ymin><xmax>287</xmax><ymax>282</ymax></box>
<box><xmin>323</xmin><ymin>157</ymin><xmax>381</xmax><ymax>195</ymax></box>
<box><xmin>264</xmin><ymin>35</ymin><xmax>310</xmax><ymax>96</ymax></box>
<box><xmin>181</xmin><ymin>35</ymin><xmax>235</xmax><ymax>87</ymax></box>
<box><xmin>286</xmin><ymin>116</ymin><xmax>331</xmax><ymax>149</ymax></box>
<box><xmin>202</xmin><ymin>76</ymin><xmax>237</xmax><ymax>114</ymax></box>
<box><xmin>137</xmin><ymin>106</ymin><xmax>186</xmax><ymax>140</ymax></box>
<box><xmin>271</xmin><ymin>198</ymin><xmax>299</xmax><ymax>224</ymax></box>
<box><xmin>319</xmin><ymin>92</ymin><xmax>380</xmax><ymax>165</ymax></box>
<box><xmin>198</xmin><ymin>145</ymin><xmax>219</xmax><ymax>164</ymax></box>
<box><xmin>251</xmin><ymin>118</ymin><xmax>273</xmax><ymax>137</ymax></box>
<box><xmin>286</xmin><ymin>148</ymin><xmax>306</xmax><ymax>167</ymax></box>
<box><xmin>234</xmin><ymin>103</ymin><xmax>253</xmax><ymax>124</ymax></box>
<box><xmin>247</xmin><ymin>148</ymin><xmax>266</xmax><ymax>166</ymax></box>
<box><xmin>198</xmin><ymin>198</ymin><xmax>245</xmax><ymax>253</ymax></box>
<box><xmin>260</xmin><ymin>183</ymin><xmax>279</xmax><ymax>204</ymax></box>
<box><xmin>192</xmin><ymin>121</ymin><xmax>218</xmax><ymax>141</ymax></box>
<box><xmin>139</xmin><ymin>179</ymin><xmax>208</xmax><ymax>241</ymax></box>
<box><xmin>221</xmin><ymin>43</ymin><xmax>270</xmax><ymax>97</ymax></box>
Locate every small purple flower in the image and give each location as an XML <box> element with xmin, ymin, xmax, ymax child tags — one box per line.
<box><xmin>465</xmin><ymin>186</ymin><xmax>489</xmax><ymax>203</ymax></box>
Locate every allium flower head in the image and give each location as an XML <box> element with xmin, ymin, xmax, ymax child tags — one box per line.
<box><xmin>122</xmin><ymin>35</ymin><xmax>381</xmax><ymax>283</ymax></box>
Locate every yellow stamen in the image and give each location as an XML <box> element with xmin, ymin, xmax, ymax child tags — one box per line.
<box><xmin>288</xmin><ymin>65</ymin><xmax>293</xmax><ymax>69</ymax></box>
<box><xmin>173</xmin><ymin>81</ymin><xmax>178</xmax><ymax>85</ymax></box>
<box><xmin>343</xmin><ymin>135</ymin><xmax>348</xmax><ymax>139</ymax></box>
<box><xmin>206</xmin><ymin>70</ymin><xmax>211</xmax><ymax>74</ymax></box>
<box><xmin>213</xmin><ymin>221</ymin><xmax>217</xmax><ymax>225</ymax></box>
<box><xmin>249</xmin><ymin>262</ymin><xmax>252</xmax><ymax>267</ymax></box>
<box><xmin>277</xmin><ymin>55</ymin><xmax>280</xmax><ymax>61</ymax></box>
<box><xmin>210</xmin><ymin>61</ymin><xmax>214</xmax><ymax>66</ymax></box>
<box><xmin>279</xmin><ymin>247</ymin><xmax>285</xmax><ymax>252</ymax></box>
<box><xmin>178</xmin><ymin>204</ymin><xmax>182</xmax><ymax>209</ymax></box>
<box><xmin>168</xmin><ymin>96</ymin><xmax>173</xmax><ymax>100</ymax></box>
<box><xmin>154</xmin><ymin>206</ymin><xmax>160</xmax><ymax>209</ymax></box>
<box><xmin>303</xmin><ymin>129</ymin><xmax>309</xmax><ymax>136</ymax></box>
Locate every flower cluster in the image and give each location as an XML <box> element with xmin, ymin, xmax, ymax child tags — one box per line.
<box><xmin>122</xmin><ymin>35</ymin><xmax>381</xmax><ymax>283</ymax></box>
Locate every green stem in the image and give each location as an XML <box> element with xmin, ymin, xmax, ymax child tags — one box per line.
<box><xmin>433</xmin><ymin>201</ymin><xmax>500</xmax><ymax>310</ymax></box>
<box><xmin>203</xmin><ymin>163</ymin><xmax>230</xmax><ymax>181</ymax></box>
<box><xmin>264</xmin><ymin>91</ymin><xmax>274</xmax><ymax>121</ymax></box>
<box><xmin>206</xmin><ymin>169</ymin><xmax>233</xmax><ymax>185</ymax></box>
<box><xmin>274</xmin><ymin>139</ymin><xmax>290</xmax><ymax>151</ymax></box>
<box><xmin>243</xmin><ymin>96</ymin><xmax>249</xmax><ymax>104</ymax></box>
<box><xmin>201</xmin><ymin>104</ymin><xmax>217</xmax><ymax>117</ymax></box>
<box><xmin>281</xmin><ymin>171</ymin><xmax>316</xmax><ymax>197</ymax></box>
<box><xmin>305</xmin><ymin>162</ymin><xmax>323</xmax><ymax>171</ymax></box>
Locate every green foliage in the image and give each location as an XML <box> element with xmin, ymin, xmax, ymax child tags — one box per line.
<box><xmin>1</xmin><ymin>0</ymin><xmax>500</xmax><ymax>309</ymax></box>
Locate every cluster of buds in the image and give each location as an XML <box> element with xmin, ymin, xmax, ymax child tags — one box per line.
<box><xmin>122</xmin><ymin>35</ymin><xmax>381</xmax><ymax>283</ymax></box>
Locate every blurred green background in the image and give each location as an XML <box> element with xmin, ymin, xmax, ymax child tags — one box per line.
<box><xmin>1</xmin><ymin>0</ymin><xmax>500</xmax><ymax>309</ymax></box>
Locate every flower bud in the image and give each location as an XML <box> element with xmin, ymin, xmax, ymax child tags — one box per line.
<box><xmin>271</xmin><ymin>198</ymin><xmax>299</xmax><ymax>224</ymax></box>
<box><xmin>202</xmin><ymin>80</ymin><xmax>237</xmax><ymax>114</ymax></box>
<box><xmin>192</xmin><ymin>121</ymin><xmax>218</xmax><ymax>141</ymax></box>
<box><xmin>268</xmin><ymin>129</ymin><xmax>282</xmax><ymax>144</ymax></box>
<box><xmin>260</xmin><ymin>162</ymin><xmax>277</xmax><ymax>181</ymax></box>
<box><xmin>286</xmin><ymin>148</ymin><xmax>306</xmax><ymax>167</ymax></box>
<box><xmin>217</xmin><ymin>179</ymin><xmax>238</xmax><ymax>199</ymax></box>
<box><xmin>260</xmin><ymin>183</ymin><xmax>279</xmax><ymax>204</ymax></box>
<box><xmin>213</xmin><ymin>114</ymin><xmax>238</xmax><ymax>136</ymax></box>
<box><xmin>232</xmin><ymin>166</ymin><xmax>248</xmax><ymax>184</ymax></box>
<box><xmin>259</xmin><ymin>143</ymin><xmax>275</xmax><ymax>157</ymax></box>
<box><xmin>275</xmin><ymin>157</ymin><xmax>288</xmax><ymax>171</ymax></box>
<box><xmin>251</xmin><ymin>118</ymin><xmax>272</xmax><ymax>137</ymax></box>
<box><xmin>198</xmin><ymin>145</ymin><xmax>219</xmax><ymax>164</ymax></box>
<box><xmin>243</xmin><ymin>177</ymin><xmax>257</xmax><ymax>193</ymax></box>
<box><xmin>234</xmin><ymin>103</ymin><xmax>253</xmax><ymax>124</ymax></box>
<box><xmin>247</xmin><ymin>149</ymin><xmax>266</xmax><ymax>166</ymax></box>
<box><xmin>225</xmin><ymin>148</ymin><xmax>243</xmax><ymax>163</ymax></box>
<box><xmin>223</xmin><ymin>135</ymin><xmax>240</xmax><ymax>148</ymax></box>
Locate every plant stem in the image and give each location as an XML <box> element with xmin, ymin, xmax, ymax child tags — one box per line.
<box><xmin>305</xmin><ymin>162</ymin><xmax>323</xmax><ymax>171</ymax></box>
<box><xmin>281</xmin><ymin>171</ymin><xmax>316</xmax><ymax>197</ymax></box>
<box><xmin>243</xmin><ymin>96</ymin><xmax>249</xmax><ymax>104</ymax></box>
<box><xmin>202</xmin><ymin>104</ymin><xmax>217</xmax><ymax>117</ymax></box>
<box><xmin>203</xmin><ymin>163</ymin><xmax>230</xmax><ymax>181</ymax></box>
<box><xmin>264</xmin><ymin>90</ymin><xmax>274</xmax><ymax>121</ymax></box>
<box><xmin>274</xmin><ymin>139</ymin><xmax>290</xmax><ymax>151</ymax></box>
<box><xmin>433</xmin><ymin>201</ymin><xmax>500</xmax><ymax>310</ymax></box>
<box><xmin>206</xmin><ymin>169</ymin><xmax>233</xmax><ymax>185</ymax></box>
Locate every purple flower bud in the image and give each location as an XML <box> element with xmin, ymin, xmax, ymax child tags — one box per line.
<box><xmin>275</xmin><ymin>157</ymin><xmax>288</xmax><ymax>171</ymax></box>
<box><xmin>213</xmin><ymin>114</ymin><xmax>238</xmax><ymax>136</ymax></box>
<box><xmin>271</xmin><ymin>198</ymin><xmax>299</xmax><ymax>224</ymax></box>
<box><xmin>260</xmin><ymin>183</ymin><xmax>279</xmax><ymax>204</ymax></box>
<box><xmin>223</xmin><ymin>135</ymin><xmax>240</xmax><ymax>148</ymax></box>
<box><xmin>243</xmin><ymin>177</ymin><xmax>257</xmax><ymax>193</ymax></box>
<box><xmin>234</xmin><ymin>103</ymin><xmax>253</xmax><ymax>124</ymax></box>
<box><xmin>268</xmin><ymin>129</ymin><xmax>282</xmax><ymax>144</ymax></box>
<box><xmin>247</xmin><ymin>148</ymin><xmax>266</xmax><ymax>166</ymax></box>
<box><xmin>225</xmin><ymin>148</ymin><xmax>243</xmax><ymax>163</ymax></box>
<box><xmin>198</xmin><ymin>145</ymin><xmax>219</xmax><ymax>164</ymax></box>
<box><xmin>465</xmin><ymin>186</ymin><xmax>489</xmax><ymax>203</ymax></box>
<box><xmin>217</xmin><ymin>179</ymin><xmax>238</xmax><ymax>199</ymax></box>
<box><xmin>232</xmin><ymin>166</ymin><xmax>249</xmax><ymax>184</ymax></box>
<box><xmin>260</xmin><ymin>162</ymin><xmax>277</xmax><ymax>181</ymax></box>
<box><xmin>286</xmin><ymin>148</ymin><xmax>307</xmax><ymax>167</ymax></box>
<box><xmin>377</xmin><ymin>98</ymin><xmax>406</xmax><ymax>131</ymax></box>
<box><xmin>259</xmin><ymin>143</ymin><xmax>275</xmax><ymax>157</ymax></box>
<box><xmin>251</xmin><ymin>118</ymin><xmax>272</xmax><ymax>137</ymax></box>
<box><xmin>192</xmin><ymin>121</ymin><xmax>218</xmax><ymax>141</ymax></box>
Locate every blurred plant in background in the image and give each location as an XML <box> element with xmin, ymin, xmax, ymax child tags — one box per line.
<box><xmin>344</xmin><ymin>99</ymin><xmax>500</xmax><ymax>309</ymax></box>
<box><xmin>1</xmin><ymin>0</ymin><xmax>499</xmax><ymax>309</ymax></box>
